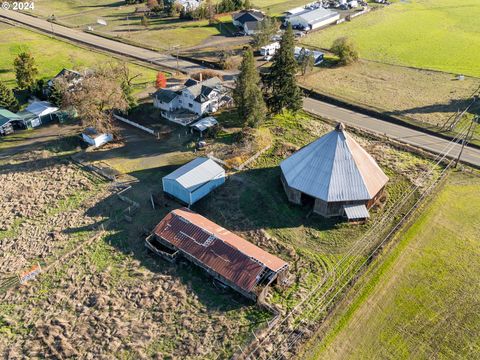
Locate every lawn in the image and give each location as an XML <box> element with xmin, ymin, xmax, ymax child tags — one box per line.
<box><xmin>0</xmin><ymin>129</ymin><xmax>271</xmax><ymax>359</ymax></box>
<box><xmin>194</xmin><ymin>110</ymin><xmax>441</xmax><ymax>315</ymax></box>
<box><xmin>302</xmin><ymin>171</ymin><xmax>480</xmax><ymax>359</ymax></box>
<box><xmin>30</xmin><ymin>0</ymin><xmax>224</xmax><ymax>50</ymax></box>
<box><xmin>0</xmin><ymin>23</ymin><xmax>157</xmax><ymax>92</ymax></box>
<box><xmin>302</xmin><ymin>0</ymin><xmax>480</xmax><ymax>77</ymax></box>
<box><xmin>0</xmin><ymin>107</ymin><xmax>445</xmax><ymax>357</ymax></box>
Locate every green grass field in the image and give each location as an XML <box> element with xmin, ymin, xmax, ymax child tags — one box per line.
<box><xmin>31</xmin><ymin>0</ymin><xmax>224</xmax><ymax>50</ymax></box>
<box><xmin>302</xmin><ymin>0</ymin><xmax>480</xmax><ymax>77</ymax></box>
<box><xmin>302</xmin><ymin>171</ymin><xmax>480</xmax><ymax>359</ymax></box>
<box><xmin>30</xmin><ymin>0</ymin><xmax>304</xmax><ymax>50</ymax></box>
<box><xmin>0</xmin><ymin>23</ymin><xmax>157</xmax><ymax>91</ymax></box>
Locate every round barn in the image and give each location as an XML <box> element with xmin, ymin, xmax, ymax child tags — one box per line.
<box><xmin>280</xmin><ymin>123</ymin><xmax>389</xmax><ymax>221</ymax></box>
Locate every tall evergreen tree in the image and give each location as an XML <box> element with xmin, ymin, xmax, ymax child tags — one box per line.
<box><xmin>263</xmin><ymin>24</ymin><xmax>302</xmax><ymax>113</ymax></box>
<box><xmin>233</xmin><ymin>47</ymin><xmax>266</xmax><ymax>128</ymax></box>
<box><xmin>14</xmin><ymin>52</ymin><xmax>38</xmax><ymax>90</ymax></box>
<box><xmin>252</xmin><ymin>16</ymin><xmax>278</xmax><ymax>49</ymax></box>
<box><xmin>0</xmin><ymin>81</ymin><xmax>19</xmax><ymax>112</ymax></box>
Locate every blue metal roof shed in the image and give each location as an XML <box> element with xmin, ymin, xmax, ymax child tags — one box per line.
<box><xmin>162</xmin><ymin>157</ymin><xmax>226</xmax><ymax>205</ymax></box>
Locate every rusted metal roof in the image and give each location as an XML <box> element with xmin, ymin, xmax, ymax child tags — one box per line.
<box><xmin>153</xmin><ymin>208</ymin><xmax>288</xmax><ymax>292</ymax></box>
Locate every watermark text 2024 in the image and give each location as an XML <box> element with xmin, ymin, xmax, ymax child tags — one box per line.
<box><xmin>2</xmin><ymin>2</ymin><xmax>35</xmax><ymax>11</ymax></box>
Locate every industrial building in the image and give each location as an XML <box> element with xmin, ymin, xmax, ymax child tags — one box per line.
<box><xmin>284</xmin><ymin>6</ymin><xmax>340</xmax><ymax>31</ymax></box>
<box><xmin>162</xmin><ymin>157</ymin><xmax>226</xmax><ymax>205</ymax></box>
<box><xmin>147</xmin><ymin>208</ymin><xmax>289</xmax><ymax>300</ymax></box>
<box><xmin>280</xmin><ymin>123</ymin><xmax>389</xmax><ymax>221</ymax></box>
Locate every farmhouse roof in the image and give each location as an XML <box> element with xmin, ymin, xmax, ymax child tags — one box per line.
<box><xmin>163</xmin><ymin>157</ymin><xmax>225</xmax><ymax>193</ymax></box>
<box><xmin>184</xmin><ymin>78</ymin><xmax>199</xmax><ymax>87</ymax></box>
<box><xmin>186</xmin><ymin>77</ymin><xmax>222</xmax><ymax>98</ymax></box>
<box><xmin>233</xmin><ymin>10</ymin><xmax>264</xmax><ymax>25</ymax></box>
<box><xmin>280</xmin><ymin>123</ymin><xmax>389</xmax><ymax>202</ymax></box>
<box><xmin>154</xmin><ymin>208</ymin><xmax>288</xmax><ymax>292</ymax></box>
<box><xmin>54</xmin><ymin>68</ymin><xmax>82</xmax><ymax>81</ymax></box>
<box><xmin>155</xmin><ymin>88</ymin><xmax>179</xmax><ymax>103</ymax></box>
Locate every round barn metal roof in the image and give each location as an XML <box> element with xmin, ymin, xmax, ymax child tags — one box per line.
<box><xmin>280</xmin><ymin>123</ymin><xmax>389</xmax><ymax>202</ymax></box>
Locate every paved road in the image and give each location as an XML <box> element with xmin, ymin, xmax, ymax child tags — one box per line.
<box><xmin>304</xmin><ymin>98</ymin><xmax>480</xmax><ymax>167</ymax></box>
<box><xmin>0</xmin><ymin>10</ymin><xmax>205</xmax><ymax>74</ymax></box>
<box><xmin>2</xmin><ymin>10</ymin><xmax>479</xmax><ymax>167</ymax></box>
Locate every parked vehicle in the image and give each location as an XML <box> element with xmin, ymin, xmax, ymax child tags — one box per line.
<box><xmin>0</xmin><ymin>123</ymin><xmax>14</xmax><ymax>136</ymax></box>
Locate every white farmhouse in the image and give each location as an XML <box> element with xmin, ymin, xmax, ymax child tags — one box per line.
<box><xmin>153</xmin><ymin>77</ymin><xmax>231</xmax><ymax>125</ymax></box>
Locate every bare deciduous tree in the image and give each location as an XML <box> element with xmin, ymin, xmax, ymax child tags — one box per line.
<box><xmin>63</xmin><ymin>65</ymin><xmax>128</xmax><ymax>138</ymax></box>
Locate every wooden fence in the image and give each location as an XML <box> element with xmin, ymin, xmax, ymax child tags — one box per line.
<box><xmin>114</xmin><ymin>114</ymin><xmax>157</xmax><ymax>136</ymax></box>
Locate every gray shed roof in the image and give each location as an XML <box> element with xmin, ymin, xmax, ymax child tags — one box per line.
<box><xmin>344</xmin><ymin>204</ymin><xmax>370</xmax><ymax>220</ymax></box>
<box><xmin>163</xmin><ymin>157</ymin><xmax>225</xmax><ymax>192</ymax></box>
<box><xmin>292</xmin><ymin>7</ymin><xmax>338</xmax><ymax>25</ymax></box>
<box><xmin>280</xmin><ymin>123</ymin><xmax>389</xmax><ymax>203</ymax></box>
<box><xmin>190</xmin><ymin>117</ymin><xmax>218</xmax><ymax>132</ymax></box>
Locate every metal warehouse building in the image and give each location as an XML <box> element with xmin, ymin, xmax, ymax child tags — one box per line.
<box><xmin>285</xmin><ymin>7</ymin><xmax>340</xmax><ymax>31</ymax></box>
<box><xmin>162</xmin><ymin>157</ymin><xmax>225</xmax><ymax>205</ymax></box>
<box><xmin>147</xmin><ymin>208</ymin><xmax>289</xmax><ymax>300</ymax></box>
<box><xmin>280</xmin><ymin>123</ymin><xmax>389</xmax><ymax>221</ymax></box>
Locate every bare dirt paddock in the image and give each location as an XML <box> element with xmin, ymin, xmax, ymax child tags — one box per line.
<box><xmin>0</xmin><ymin>149</ymin><xmax>268</xmax><ymax>359</ymax></box>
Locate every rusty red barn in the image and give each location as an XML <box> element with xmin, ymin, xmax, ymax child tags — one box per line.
<box><xmin>147</xmin><ymin>208</ymin><xmax>289</xmax><ymax>300</ymax></box>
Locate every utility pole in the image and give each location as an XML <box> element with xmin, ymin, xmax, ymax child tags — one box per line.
<box><xmin>47</xmin><ymin>15</ymin><xmax>55</xmax><ymax>38</ymax></box>
<box><xmin>171</xmin><ymin>45</ymin><xmax>180</xmax><ymax>74</ymax></box>
<box><xmin>455</xmin><ymin>117</ymin><xmax>477</xmax><ymax>168</ymax></box>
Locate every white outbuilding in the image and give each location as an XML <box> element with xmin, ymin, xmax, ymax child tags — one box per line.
<box><xmin>285</xmin><ymin>7</ymin><xmax>340</xmax><ymax>31</ymax></box>
<box><xmin>17</xmin><ymin>101</ymin><xmax>59</xmax><ymax>128</ymax></box>
<box><xmin>81</xmin><ymin>127</ymin><xmax>113</xmax><ymax>148</ymax></box>
<box><xmin>163</xmin><ymin>157</ymin><xmax>226</xmax><ymax>205</ymax></box>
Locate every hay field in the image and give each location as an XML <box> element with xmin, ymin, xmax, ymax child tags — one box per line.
<box><xmin>302</xmin><ymin>0</ymin><xmax>480</xmax><ymax>77</ymax></box>
<box><xmin>303</xmin><ymin>171</ymin><xmax>480</xmax><ymax>359</ymax></box>
<box><xmin>300</xmin><ymin>60</ymin><xmax>480</xmax><ymax>143</ymax></box>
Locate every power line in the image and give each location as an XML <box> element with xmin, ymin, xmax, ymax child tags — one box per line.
<box><xmin>263</xmin><ymin>124</ymin><xmax>473</xmax><ymax>360</ymax></box>
<box><xmin>242</xmin><ymin>120</ymin><xmax>473</xmax><ymax>360</ymax></box>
